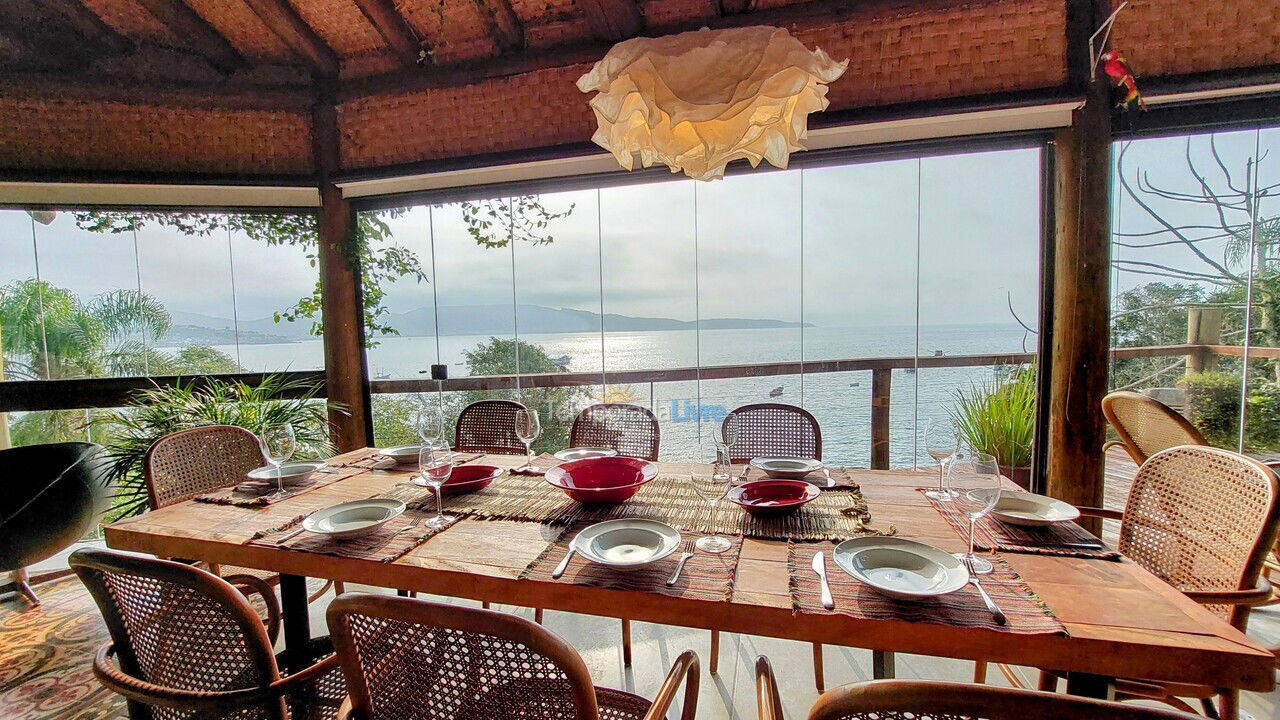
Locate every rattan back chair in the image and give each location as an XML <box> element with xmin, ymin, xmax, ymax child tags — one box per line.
<box><xmin>454</xmin><ymin>400</ymin><xmax>529</xmax><ymax>455</ymax></box>
<box><xmin>144</xmin><ymin>425</ymin><xmax>265</xmax><ymax>510</ymax></box>
<box><xmin>570</xmin><ymin>403</ymin><xmax>660</xmax><ymax>461</ymax></box>
<box><xmin>725</xmin><ymin>403</ymin><xmax>821</xmax><ymax>464</ymax></box>
<box><xmin>70</xmin><ymin>548</ymin><xmax>344</xmax><ymax>720</ymax></box>
<box><xmin>1102</xmin><ymin>391</ymin><xmax>1207</xmax><ymax>465</ymax></box>
<box><xmin>327</xmin><ymin>593</ymin><xmax>699</xmax><ymax>720</ymax></box>
<box><xmin>755</xmin><ymin>657</ymin><xmax>1198</xmax><ymax>720</ymax></box>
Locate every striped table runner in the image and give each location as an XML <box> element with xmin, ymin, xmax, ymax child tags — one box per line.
<box><xmin>788</xmin><ymin>541</ymin><xmax>1066</xmax><ymax>634</ymax></box>
<box><xmin>246</xmin><ymin>507</ymin><xmax>458</xmax><ymax>563</ymax></box>
<box><xmin>193</xmin><ymin>466</ymin><xmax>364</xmax><ymax>508</ymax></box>
<box><xmin>521</xmin><ymin>522</ymin><xmax>740</xmax><ymax>602</ymax></box>
<box><xmin>922</xmin><ymin>491</ymin><xmax>1120</xmax><ymax>560</ymax></box>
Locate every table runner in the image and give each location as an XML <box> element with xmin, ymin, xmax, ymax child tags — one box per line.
<box><xmin>734</xmin><ymin>465</ymin><xmax>861</xmax><ymax>489</ymax></box>
<box><xmin>246</xmin><ymin>507</ymin><xmax>458</xmax><ymax>562</ymax></box>
<box><xmin>922</xmin><ymin>491</ymin><xmax>1121</xmax><ymax>560</ymax></box>
<box><xmin>520</xmin><ymin>521</ymin><xmax>740</xmax><ymax>602</ymax></box>
<box><xmin>193</xmin><ymin>466</ymin><xmax>364</xmax><ymax>507</ymax></box>
<box><xmin>331</xmin><ymin>448</ymin><xmax>485</xmax><ymax>471</ymax></box>
<box><xmin>788</xmin><ymin>542</ymin><xmax>1066</xmax><ymax>635</ymax></box>
<box><xmin>380</xmin><ymin>469</ymin><xmax>893</xmax><ymax>541</ymax></box>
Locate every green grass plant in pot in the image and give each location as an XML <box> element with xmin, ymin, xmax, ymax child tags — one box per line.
<box><xmin>948</xmin><ymin>366</ymin><xmax>1036</xmax><ymax>489</ymax></box>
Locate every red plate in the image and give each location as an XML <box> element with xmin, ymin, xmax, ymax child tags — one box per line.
<box><xmin>545</xmin><ymin>457</ymin><xmax>658</xmax><ymax>504</ymax></box>
<box><xmin>440</xmin><ymin>465</ymin><xmax>501</xmax><ymax>495</ymax></box>
<box><xmin>728</xmin><ymin>479</ymin><xmax>820</xmax><ymax>515</ymax></box>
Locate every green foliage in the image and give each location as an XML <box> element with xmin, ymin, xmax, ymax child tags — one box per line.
<box><xmin>371</xmin><ymin>394</ymin><xmax>425</xmax><ymax>448</ymax></box>
<box><xmin>92</xmin><ymin>375</ymin><xmax>341</xmax><ymax>519</ymax></box>
<box><xmin>458</xmin><ymin>337</ymin><xmax>584</xmax><ymax>453</ymax></box>
<box><xmin>1178</xmin><ymin>372</ymin><xmax>1280</xmax><ymax>451</ymax></box>
<box><xmin>948</xmin><ymin>366</ymin><xmax>1036</xmax><ymax>468</ymax></box>
<box><xmin>158</xmin><ymin>345</ymin><xmax>242</xmax><ymax>374</ymax></box>
<box><xmin>461</xmin><ymin>196</ymin><xmax>575</xmax><ymax>248</ymax></box>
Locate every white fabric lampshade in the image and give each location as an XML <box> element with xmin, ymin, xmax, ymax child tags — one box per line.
<box><xmin>577</xmin><ymin>26</ymin><xmax>848</xmax><ymax>181</ymax></box>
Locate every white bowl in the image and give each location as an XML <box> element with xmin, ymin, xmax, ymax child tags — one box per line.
<box><xmin>571</xmin><ymin>518</ymin><xmax>681</xmax><ymax>570</ymax></box>
<box><xmin>750</xmin><ymin>457</ymin><xmax>823</xmax><ymax>480</ymax></box>
<box><xmin>990</xmin><ymin>491</ymin><xmax>1081</xmax><ymax>527</ymax></box>
<box><xmin>301</xmin><ymin>499</ymin><xmax>406</xmax><ymax>540</ymax></box>
<box><xmin>832</xmin><ymin>537</ymin><xmax>969</xmax><ymax>600</ymax></box>
<box><xmin>380</xmin><ymin>445</ymin><xmax>422</xmax><ymax>465</ymax></box>
<box><xmin>248</xmin><ymin>461</ymin><xmax>326</xmax><ymax>486</ymax></box>
<box><xmin>554</xmin><ymin>447</ymin><xmax>620</xmax><ymax>461</ymax></box>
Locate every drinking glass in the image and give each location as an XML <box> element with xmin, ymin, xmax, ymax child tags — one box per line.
<box><xmin>949</xmin><ymin>452</ymin><xmax>1002</xmax><ymax>575</ymax></box>
<box><xmin>515</xmin><ymin>408</ymin><xmax>541</xmax><ymax>472</ymax></box>
<box><xmin>923</xmin><ymin>417</ymin><xmax>959</xmax><ymax>501</ymax></box>
<box><xmin>415</xmin><ymin>442</ymin><xmax>455</xmax><ymax>530</ymax></box>
<box><xmin>708</xmin><ymin>420</ymin><xmax>736</xmax><ymax>483</ymax></box>
<box><xmin>258</xmin><ymin>423</ymin><xmax>297</xmax><ymax>499</ymax></box>
<box><xmin>415</xmin><ymin>407</ymin><xmax>451</xmax><ymax>460</ymax></box>
<box><xmin>688</xmin><ymin>471</ymin><xmax>733</xmax><ymax>554</ymax></box>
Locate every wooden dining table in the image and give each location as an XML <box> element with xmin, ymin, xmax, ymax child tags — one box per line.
<box><xmin>102</xmin><ymin>449</ymin><xmax>1276</xmax><ymax>700</ymax></box>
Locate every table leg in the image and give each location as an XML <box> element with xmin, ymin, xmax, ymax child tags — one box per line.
<box><xmin>279</xmin><ymin>574</ymin><xmax>311</xmax><ymax>673</ymax></box>
<box><xmin>872</xmin><ymin>650</ymin><xmax>895</xmax><ymax>679</ymax></box>
<box><xmin>1064</xmin><ymin>672</ymin><xmax>1115</xmax><ymax>700</ymax></box>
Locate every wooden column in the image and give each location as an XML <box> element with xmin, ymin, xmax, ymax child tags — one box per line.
<box><xmin>870</xmin><ymin>368</ymin><xmax>891</xmax><ymax>469</ymax></box>
<box><xmin>1186</xmin><ymin>305</ymin><xmax>1223</xmax><ymax>374</ymax></box>
<box><xmin>313</xmin><ymin>94</ymin><xmax>372</xmax><ymax>452</ymax></box>
<box><xmin>1045</xmin><ymin>3</ymin><xmax>1112</xmax><ymax>533</ymax></box>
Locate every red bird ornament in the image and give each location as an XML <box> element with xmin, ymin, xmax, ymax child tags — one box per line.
<box><xmin>1100</xmin><ymin>50</ymin><xmax>1146</xmax><ymax>110</ymax></box>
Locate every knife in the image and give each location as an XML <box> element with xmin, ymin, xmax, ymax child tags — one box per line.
<box><xmin>812</xmin><ymin>551</ymin><xmax>835</xmax><ymax>610</ymax></box>
<box><xmin>1036</xmin><ymin>540</ymin><xmax>1105</xmax><ymax>550</ymax></box>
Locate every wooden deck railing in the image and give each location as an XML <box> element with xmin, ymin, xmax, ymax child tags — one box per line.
<box><xmin>2</xmin><ymin>342</ymin><xmax>1270</xmax><ymax>468</ymax></box>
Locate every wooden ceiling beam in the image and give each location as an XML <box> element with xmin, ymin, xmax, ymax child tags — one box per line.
<box><xmin>475</xmin><ymin>0</ymin><xmax>524</xmax><ymax>52</ymax></box>
<box><xmin>45</xmin><ymin>0</ymin><xmax>134</xmax><ymax>56</ymax></box>
<box><xmin>350</xmin><ymin>0</ymin><xmax>423</xmax><ymax>67</ymax></box>
<box><xmin>241</xmin><ymin>0</ymin><xmax>340</xmax><ymax>76</ymax></box>
<box><xmin>133</xmin><ymin>0</ymin><xmax>244</xmax><ymax>74</ymax></box>
<box><xmin>577</xmin><ymin>0</ymin><xmax>643</xmax><ymax>41</ymax></box>
<box><xmin>0</xmin><ymin>71</ymin><xmax>316</xmax><ymax>111</ymax></box>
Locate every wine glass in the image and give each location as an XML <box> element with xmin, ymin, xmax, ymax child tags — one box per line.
<box><xmin>708</xmin><ymin>418</ymin><xmax>736</xmax><ymax>483</ymax></box>
<box><xmin>949</xmin><ymin>451</ymin><xmax>1002</xmax><ymax>575</ymax></box>
<box><xmin>514</xmin><ymin>408</ymin><xmax>541</xmax><ymax>472</ymax></box>
<box><xmin>414</xmin><ymin>441</ymin><xmax>455</xmax><ymax>530</ymax></box>
<box><xmin>923</xmin><ymin>417</ymin><xmax>959</xmax><ymax>501</ymax></box>
<box><xmin>415</xmin><ymin>406</ymin><xmax>450</xmax><ymax>460</ymax></box>
<box><xmin>258</xmin><ymin>423</ymin><xmax>297</xmax><ymax>499</ymax></box>
<box><xmin>688</xmin><ymin>471</ymin><xmax>733</xmax><ymax>554</ymax></box>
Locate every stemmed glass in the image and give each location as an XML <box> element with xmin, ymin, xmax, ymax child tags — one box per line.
<box><xmin>709</xmin><ymin>416</ymin><xmax>736</xmax><ymax>483</ymax></box>
<box><xmin>258</xmin><ymin>423</ymin><xmax>297</xmax><ymax>500</ymax></box>
<box><xmin>949</xmin><ymin>451</ymin><xmax>1002</xmax><ymax>575</ymax></box>
<box><xmin>414</xmin><ymin>441</ymin><xmax>455</xmax><ymax>530</ymax></box>
<box><xmin>923</xmin><ymin>417</ymin><xmax>959</xmax><ymax>501</ymax></box>
<box><xmin>688</xmin><ymin>470</ymin><xmax>733</xmax><ymax>554</ymax></box>
<box><xmin>415</xmin><ymin>407</ymin><xmax>450</xmax><ymax>459</ymax></box>
<box><xmin>514</xmin><ymin>408</ymin><xmax>541</xmax><ymax>472</ymax></box>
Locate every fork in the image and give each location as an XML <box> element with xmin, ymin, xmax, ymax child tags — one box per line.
<box><xmin>392</xmin><ymin>515</ymin><xmax>426</xmax><ymax>538</ymax></box>
<box><xmin>666</xmin><ymin>537</ymin><xmax>697</xmax><ymax>586</ymax></box>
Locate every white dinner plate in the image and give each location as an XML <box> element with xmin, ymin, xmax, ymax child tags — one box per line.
<box><xmin>832</xmin><ymin>536</ymin><xmax>969</xmax><ymax>600</ymax></box>
<box><xmin>380</xmin><ymin>445</ymin><xmax>422</xmax><ymax>465</ymax></box>
<box><xmin>571</xmin><ymin>518</ymin><xmax>681</xmax><ymax>571</ymax></box>
<box><xmin>750</xmin><ymin>457</ymin><xmax>823</xmax><ymax>480</ymax></box>
<box><xmin>990</xmin><ymin>490</ymin><xmax>1081</xmax><ymax>527</ymax></box>
<box><xmin>301</xmin><ymin>498</ymin><xmax>406</xmax><ymax>540</ymax></box>
<box><xmin>554</xmin><ymin>447</ymin><xmax>620</xmax><ymax>461</ymax></box>
<box><xmin>247</xmin><ymin>461</ymin><xmax>326</xmax><ymax>486</ymax></box>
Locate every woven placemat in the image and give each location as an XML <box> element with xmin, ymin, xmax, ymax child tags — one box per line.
<box><xmin>379</xmin><ymin>469</ymin><xmax>893</xmax><ymax>541</ymax></box>
<box><xmin>246</xmin><ymin>506</ymin><xmax>458</xmax><ymax>563</ymax></box>
<box><xmin>194</xmin><ymin>467</ymin><xmax>364</xmax><ymax>507</ymax></box>
<box><xmin>734</xmin><ymin>465</ymin><xmax>861</xmax><ymax>489</ymax></box>
<box><xmin>332</xmin><ymin>449</ymin><xmax>485</xmax><ymax>471</ymax></box>
<box><xmin>788</xmin><ymin>542</ymin><xmax>1066</xmax><ymax>635</ymax></box>
<box><xmin>922</xmin><ymin>491</ymin><xmax>1120</xmax><ymax>560</ymax></box>
<box><xmin>520</xmin><ymin>521</ymin><xmax>740</xmax><ymax>602</ymax></box>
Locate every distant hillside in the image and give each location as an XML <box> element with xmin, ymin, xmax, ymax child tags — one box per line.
<box><xmin>163</xmin><ymin>305</ymin><xmax>811</xmax><ymax>344</ymax></box>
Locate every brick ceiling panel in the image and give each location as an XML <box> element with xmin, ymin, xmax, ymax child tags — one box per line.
<box><xmin>397</xmin><ymin>0</ymin><xmax>497</xmax><ymax>63</ymax></box>
<box><xmin>182</xmin><ymin>0</ymin><xmax>297</xmax><ymax>62</ymax></box>
<box><xmin>291</xmin><ymin>0</ymin><xmax>389</xmax><ymax>56</ymax></box>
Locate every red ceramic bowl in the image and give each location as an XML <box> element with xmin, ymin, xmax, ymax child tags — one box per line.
<box><xmin>545</xmin><ymin>457</ymin><xmax>658</xmax><ymax>504</ymax></box>
<box><xmin>440</xmin><ymin>465</ymin><xmax>501</xmax><ymax>495</ymax></box>
<box><xmin>728</xmin><ymin>479</ymin><xmax>820</xmax><ymax>516</ymax></box>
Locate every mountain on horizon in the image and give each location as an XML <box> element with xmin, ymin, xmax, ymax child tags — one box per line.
<box><xmin>165</xmin><ymin>305</ymin><xmax>811</xmax><ymax>345</ymax></box>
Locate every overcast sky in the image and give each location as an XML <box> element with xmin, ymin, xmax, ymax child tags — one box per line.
<box><xmin>1</xmin><ymin>128</ymin><xmax>1276</xmax><ymax>330</ymax></box>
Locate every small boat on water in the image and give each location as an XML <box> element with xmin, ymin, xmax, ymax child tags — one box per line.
<box><xmin>769</xmin><ymin>386</ymin><xmax>784</xmax><ymax>397</ymax></box>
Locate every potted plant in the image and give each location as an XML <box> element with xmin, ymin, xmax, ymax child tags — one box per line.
<box><xmin>948</xmin><ymin>366</ymin><xmax>1036</xmax><ymax>489</ymax></box>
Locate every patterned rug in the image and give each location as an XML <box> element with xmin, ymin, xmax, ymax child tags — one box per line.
<box><xmin>0</xmin><ymin>576</ymin><xmax>124</xmax><ymax>719</ymax></box>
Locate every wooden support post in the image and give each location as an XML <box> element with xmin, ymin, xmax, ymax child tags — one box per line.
<box><xmin>870</xmin><ymin>368</ymin><xmax>891</xmax><ymax>469</ymax></box>
<box><xmin>313</xmin><ymin>94</ymin><xmax>372</xmax><ymax>452</ymax></box>
<box><xmin>1046</xmin><ymin>0</ymin><xmax>1112</xmax><ymax>535</ymax></box>
<box><xmin>1186</xmin><ymin>305</ymin><xmax>1223</xmax><ymax>374</ymax></box>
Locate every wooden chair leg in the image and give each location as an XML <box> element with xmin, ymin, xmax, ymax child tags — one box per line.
<box><xmin>534</xmin><ymin>608</ymin><xmax>543</xmax><ymax>624</ymax></box>
<box><xmin>974</xmin><ymin>661</ymin><xmax>988</xmax><ymax>683</ymax></box>
<box><xmin>334</xmin><ymin>581</ymin><xmax>345</xmax><ymax>595</ymax></box>
<box><xmin>812</xmin><ymin>642</ymin><xmax>824</xmax><ymax>693</ymax></box>
<box><xmin>1201</xmin><ymin>698</ymin><xmax>1222</xmax><ymax>719</ymax></box>
<box><xmin>621</xmin><ymin>619</ymin><xmax>632</xmax><ymax>667</ymax></box>
<box><xmin>1037</xmin><ymin>671</ymin><xmax>1057</xmax><ymax>692</ymax></box>
<box><xmin>709</xmin><ymin>631</ymin><xmax>720</xmax><ymax>674</ymax></box>
<box><xmin>306</xmin><ymin>580</ymin><xmax>334</xmax><ymax>603</ymax></box>
<box><xmin>10</xmin><ymin>569</ymin><xmax>39</xmax><ymax>606</ymax></box>
<box><xmin>482</xmin><ymin>601</ymin><xmax>489</xmax><ymax>609</ymax></box>
<box><xmin>1218</xmin><ymin>690</ymin><xmax>1238</xmax><ymax>720</ymax></box>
